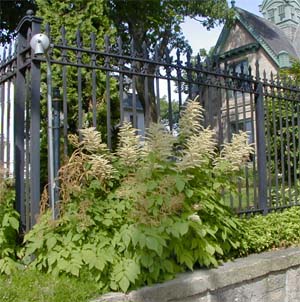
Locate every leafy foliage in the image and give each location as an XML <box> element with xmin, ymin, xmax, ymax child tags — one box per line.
<box><xmin>107</xmin><ymin>0</ymin><xmax>234</xmax><ymax>121</ymax></box>
<box><xmin>0</xmin><ymin>269</ymin><xmax>99</xmax><ymax>302</ymax></box>
<box><xmin>35</xmin><ymin>0</ymin><xmax>119</xmax><ymax>186</ymax></box>
<box><xmin>22</xmin><ymin>99</ymin><xmax>251</xmax><ymax>292</ymax></box>
<box><xmin>239</xmin><ymin>206</ymin><xmax>300</xmax><ymax>255</ymax></box>
<box><xmin>0</xmin><ymin>0</ymin><xmax>36</xmax><ymax>44</ymax></box>
<box><xmin>266</xmin><ymin>61</ymin><xmax>300</xmax><ymax>191</ymax></box>
<box><xmin>2</xmin><ymin>99</ymin><xmax>300</xmax><ymax>296</ymax></box>
<box><xmin>0</xmin><ymin>167</ymin><xmax>20</xmax><ymax>275</ymax></box>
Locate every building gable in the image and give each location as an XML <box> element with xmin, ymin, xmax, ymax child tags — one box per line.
<box><xmin>215</xmin><ymin>6</ymin><xmax>299</xmax><ymax>68</ymax></box>
<box><xmin>221</xmin><ymin>23</ymin><xmax>256</xmax><ymax>54</ymax></box>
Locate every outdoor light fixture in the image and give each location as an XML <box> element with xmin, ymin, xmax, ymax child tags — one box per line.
<box><xmin>30</xmin><ymin>33</ymin><xmax>50</xmax><ymax>56</ymax></box>
<box><xmin>30</xmin><ymin>33</ymin><xmax>56</xmax><ymax>219</ymax></box>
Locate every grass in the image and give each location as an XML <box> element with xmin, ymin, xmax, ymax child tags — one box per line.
<box><xmin>0</xmin><ymin>269</ymin><xmax>100</xmax><ymax>302</ymax></box>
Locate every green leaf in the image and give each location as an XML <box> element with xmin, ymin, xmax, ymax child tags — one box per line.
<box><xmin>121</xmin><ymin>230</ymin><xmax>131</xmax><ymax>248</ymax></box>
<box><xmin>46</xmin><ymin>237</ymin><xmax>57</xmax><ymax>250</ymax></box>
<box><xmin>146</xmin><ymin>237</ymin><xmax>162</xmax><ymax>256</ymax></box>
<box><xmin>140</xmin><ymin>254</ymin><xmax>153</xmax><ymax>268</ymax></box>
<box><xmin>70</xmin><ymin>265</ymin><xmax>80</xmax><ymax>277</ymax></box>
<box><xmin>175</xmin><ymin>178</ymin><xmax>185</xmax><ymax>192</ymax></box>
<box><xmin>119</xmin><ymin>276</ymin><xmax>130</xmax><ymax>292</ymax></box>
<box><xmin>125</xmin><ymin>260</ymin><xmax>140</xmax><ymax>283</ymax></box>
<box><xmin>47</xmin><ymin>251</ymin><xmax>59</xmax><ymax>267</ymax></box>
<box><xmin>82</xmin><ymin>249</ymin><xmax>97</xmax><ymax>269</ymax></box>
<box><xmin>185</xmin><ymin>189</ymin><xmax>194</xmax><ymax>198</ymax></box>
<box><xmin>8</xmin><ymin>216</ymin><xmax>19</xmax><ymax>231</ymax></box>
<box><xmin>173</xmin><ymin>221</ymin><xmax>189</xmax><ymax>236</ymax></box>
<box><xmin>206</xmin><ymin>243</ymin><xmax>215</xmax><ymax>255</ymax></box>
<box><xmin>163</xmin><ymin>260</ymin><xmax>174</xmax><ymax>273</ymax></box>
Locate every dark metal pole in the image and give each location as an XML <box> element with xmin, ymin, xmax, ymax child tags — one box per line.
<box><xmin>255</xmin><ymin>77</ymin><xmax>268</xmax><ymax>214</ymax></box>
<box><xmin>53</xmin><ymin>88</ymin><xmax>61</xmax><ymax>218</ymax></box>
<box><xmin>29</xmin><ymin>17</ymin><xmax>42</xmax><ymax>228</ymax></box>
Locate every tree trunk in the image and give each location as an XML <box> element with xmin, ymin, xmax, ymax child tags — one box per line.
<box><xmin>135</xmin><ymin>71</ymin><xmax>157</xmax><ymax>126</ymax></box>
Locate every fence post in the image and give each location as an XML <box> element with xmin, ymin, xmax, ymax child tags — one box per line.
<box><xmin>15</xmin><ymin>10</ymin><xmax>42</xmax><ymax>230</ymax></box>
<box><xmin>255</xmin><ymin>63</ymin><xmax>268</xmax><ymax>214</ymax></box>
<box><xmin>53</xmin><ymin>87</ymin><xmax>61</xmax><ymax>218</ymax></box>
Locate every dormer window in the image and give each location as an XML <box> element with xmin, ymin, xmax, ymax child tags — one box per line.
<box><xmin>268</xmin><ymin>9</ymin><xmax>275</xmax><ymax>22</ymax></box>
<box><xmin>279</xmin><ymin>5</ymin><xmax>285</xmax><ymax>21</ymax></box>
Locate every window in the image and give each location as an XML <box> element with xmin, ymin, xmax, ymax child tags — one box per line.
<box><xmin>227</xmin><ymin>60</ymin><xmax>250</xmax><ymax>95</ymax></box>
<box><xmin>268</xmin><ymin>9</ymin><xmax>275</xmax><ymax>22</ymax></box>
<box><xmin>229</xmin><ymin>60</ymin><xmax>248</xmax><ymax>76</ymax></box>
<box><xmin>129</xmin><ymin>114</ymin><xmax>138</xmax><ymax>127</ymax></box>
<box><xmin>279</xmin><ymin>5</ymin><xmax>285</xmax><ymax>21</ymax></box>
<box><xmin>230</xmin><ymin>119</ymin><xmax>253</xmax><ymax>144</ymax></box>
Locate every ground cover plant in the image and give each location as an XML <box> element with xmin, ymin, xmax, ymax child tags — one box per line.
<box><xmin>239</xmin><ymin>206</ymin><xmax>300</xmax><ymax>255</ymax></box>
<box><xmin>0</xmin><ymin>270</ymin><xmax>99</xmax><ymax>302</ymax></box>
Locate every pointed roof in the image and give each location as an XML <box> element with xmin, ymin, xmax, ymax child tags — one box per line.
<box><xmin>214</xmin><ymin>7</ymin><xmax>299</xmax><ymax>65</ymax></box>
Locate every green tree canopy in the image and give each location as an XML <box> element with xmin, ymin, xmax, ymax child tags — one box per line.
<box><xmin>107</xmin><ymin>0</ymin><xmax>233</xmax><ymax>121</ymax></box>
<box><xmin>0</xmin><ymin>0</ymin><xmax>36</xmax><ymax>44</ymax></box>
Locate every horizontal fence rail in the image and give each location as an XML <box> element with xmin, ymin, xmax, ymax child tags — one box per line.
<box><xmin>2</xmin><ymin>12</ymin><xmax>300</xmax><ymax>229</ymax></box>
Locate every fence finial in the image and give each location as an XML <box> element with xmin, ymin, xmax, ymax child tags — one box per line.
<box><xmin>26</xmin><ymin>9</ymin><xmax>34</xmax><ymax>16</ymax></box>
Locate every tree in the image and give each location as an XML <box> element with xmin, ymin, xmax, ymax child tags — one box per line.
<box><xmin>35</xmin><ymin>0</ymin><xmax>117</xmax><ymax>136</ymax></box>
<box><xmin>107</xmin><ymin>0</ymin><xmax>233</xmax><ymax>122</ymax></box>
<box><xmin>34</xmin><ymin>0</ymin><xmax>117</xmax><ymax>186</ymax></box>
<box><xmin>0</xmin><ymin>0</ymin><xmax>36</xmax><ymax>44</ymax></box>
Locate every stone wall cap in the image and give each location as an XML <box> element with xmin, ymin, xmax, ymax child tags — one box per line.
<box><xmin>92</xmin><ymin>246</ymin><xmax>300</xmax><ymax>302</ymax></box>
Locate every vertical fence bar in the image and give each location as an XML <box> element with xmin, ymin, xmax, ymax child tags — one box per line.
<box><xmin>155</xmin><ymin>46</ymin><xmax>161</xmax><ymax>122</ymax></box>
<box><xmin>118</xmin><ymin>37</ymin><xmax>124</xmax><ymax>125</ymax></box>
<box><xmin>15</xmin><ymin>25</ymin><xmax>27</xmax><ymax>229</ymax></box>
<box><xmin>263</xmin><ymin>72</ymin><xmax>272</xmax><ymax>209</ymax></box>
<box><xmin>249</xmin><ymin>84</ymin><xmax>258</xmax><ymax>209</ymax></box>
<box><xmin>176</xmin><ymin>49</ymin><xmax>182</xmax><ymax>113</ymax></box>
<box><xmin>297</xmin><ymin>98</ymin><xmax>300</xmax><ymax>204</ymax></box>
<box><xmin>91</xmin><ymin>32</ymin><xmax>97</xmax><ymax>128</ymax></box>
<box><xmin>255</xmin><ymin>63</ymin><xmax>268</xmax><ymax>214</ymax></box>
<box><xmin>25</xmin><ymin>69</ymin><xmax>30</xmax><ymax>230</ymax></box>
<box><xmin>285</xmin><ymin>97</ymin><xmax>292</xmax><ymax>204</ymax></box>
<box><xmin>130</xmin><ymin>41</ymin><xmax>137</xmax><ymax>129</ymax></box>
<box><xmin>76</xmin><ymin>29</ymin><xmax>83</xmax><ymax>139</ymax></box>
<box><xmin>61</xmin><ymin>26</ymin><xmax>68</xmax><ymax>157</ymax></box>
<box><xmin>53</xmin><ymin>88</ymin><xmax>60</xmax><ymax>217</ymax></box>
<box><xmin>291</xmin><ymin>97</ymin><xmax>297</xmax><ymax>205</ymax></box>
<box><xmin>270</xmin><ymin>72</ymin><xmax>279</xmax><ymax>208</ymax></box>
<box><xmin>104</xmin><ymin>36</ymin><xmax>112</xmax><ymax>149</ymax></box>
<box><xmin>143</xmin><ymin>42</ymin><xmax>150</xmax><ymax>130</ymax></box>
<box><xmin>6</xmin><ymin>80</ymin><xmax>11</xmax><ymax>174</ymax></box>
<box><xmin>241</xmin><ymin>87</ymin><xmax>250</xmax><ymax>210</ymax></box>
<box><xmin>166</xmin><ymin>49</ymin><xmax>172</xmax><ymax>131</ymax></box>
<box><xmin>186</xmin><ymin>50</ymin><xmax>192</xmax><ymax>99</ymax></box>
<box><xmin>277</xmin><ymin>76</ymin><xmax>286</xmax><ymax>206</ymax></box>
<box><xmin>0</xmin><ymin>47</ymin><xmax>6</xmax><ymax>164</ymax></box>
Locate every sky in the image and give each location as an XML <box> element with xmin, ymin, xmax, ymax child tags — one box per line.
<box><xmin>181</xmin><ymin>0</ymin><xmax>262</xmax><ymax>54</ymax></box>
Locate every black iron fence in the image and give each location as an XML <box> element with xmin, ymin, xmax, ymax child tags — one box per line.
<box><xmin>1</xmin><ymin>12</ymin><xmax>300</xmax><ymax>230</ymax></box>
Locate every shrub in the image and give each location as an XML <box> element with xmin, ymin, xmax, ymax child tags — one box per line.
<box><xmin>22</xmin><ymin>99</ymin><xmax>253</xmax><ymax>292</ymax></box>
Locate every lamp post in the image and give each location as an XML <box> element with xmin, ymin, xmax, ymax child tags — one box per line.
<box><xmin>30</xmin><ymin>33</ymin><xmax>56</xmax><ymax>219</ymax></box>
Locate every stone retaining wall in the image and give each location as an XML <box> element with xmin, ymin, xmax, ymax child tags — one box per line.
<box><xmin>93</xmin><ymin>247</ymin><xmax>300</xmax><ymax>302</ymax></box>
